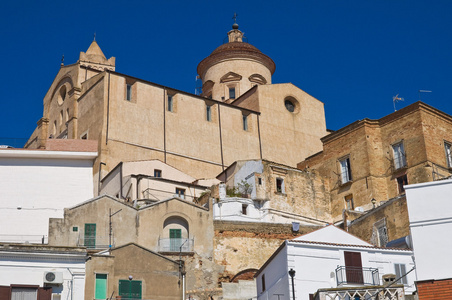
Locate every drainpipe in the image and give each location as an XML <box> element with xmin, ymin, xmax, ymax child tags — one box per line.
<box><xmin>66</xmin><ymin>268</ymin><xmax>74</xmax><ymax>300</ymax></box>
<box><xmin>182</xmin><ymin>270</ymin><xmax>186</xmax><ymax>300</ymax></box>
<box><xmin>98</xmin><ymin>162</ymin><xmax>106</xmax><ymax>196</ymax></box>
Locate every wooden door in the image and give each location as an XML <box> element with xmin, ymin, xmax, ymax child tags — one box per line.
<box><xmin>344</xmin><ymin>251</ymin><xmax>364</xmax><ymax>284</ymax></box>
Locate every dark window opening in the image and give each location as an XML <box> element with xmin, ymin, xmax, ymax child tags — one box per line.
<box><xmin>397</xmin><ymin>174</ymin><xmax>408</xmax><ymax>194</ymax></box>
<box><xmin>276</xmin><ymin>178</ymin><xmax>284</xmax><ymax>193</ymax></box>
<box><xmin>154</xmin><ymin>169</ymin><xmax>162</xmax><ymax>178</ymax></box>
<box><xmin>229</xmin><ymin>87</ymin><xmax>236</xmax><ymax>99</ymax></box>
<box><xmin>167</xmin><ymin>95</ymin><xmax>173</xmax><ymax>112</ymax></box>
<box><xmin>345</xmin><ymin>194</ymin><xmax>354</xmax><ymax>210</ymax></box>
<box><xmin>242</xmin><ymin>204</ymin><xmax>248</xmax><ymax>215</ymax></box>
<box><xmin>258</xmin><ymin>177</ymin><xmax>262</xmax><ymax>185</ymax></box>
<box><xmin>261</xmin><ymin>274</ymin><xmax>266</xmax><ymax>292</ymax></box>
<box><xmin>285</xmin><ymin>99</ymin><xmax>295</xmax><ymax>112</ymax></box>
<box><xmin>126</xmin><ymin>84</ymin><xmax>132</xmax><ymax>101</ymax></box>
<box><xmin>176</xmin><ymin>188</ymin><xmax>185</xmax><ymax>199</ymax></box>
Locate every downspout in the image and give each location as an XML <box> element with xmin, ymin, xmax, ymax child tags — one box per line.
<box><xmin>218</xmin><ymin>104</ymin><xmax>225</xmax><ymax>171</ymax></box>
<box><xmin>257</xmin><ymin>114</ymin><xmax>263</xmax><ymax>160</ymax></box>
<box><xmin>98</xmin><ymin>162</ymin><xmax>106</xmax><ymax>196</ymax></box>
<box><xmin>163</xmin><ymin>89</ymin><xmax>167</xmax><ymax>163</ymax></box>
<box><xmin>119</xmin><ymin>162</ymin><xmax>123</xmax><ymax>199</ymax></box>
<box><xmin>66</xmin><ymin>267</ymin><xmax>74</xmax><ymax>300</ymax></box>
<box><xmin>106</xmin><ymin>70</ymin><xmax>111</xmax><ymax>145</ymax></box>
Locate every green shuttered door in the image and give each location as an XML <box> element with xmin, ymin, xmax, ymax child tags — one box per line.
<box><xmin>119</xmin><ymin>280</ymin><xmax>142</xmax><ymax>299</ymax></box>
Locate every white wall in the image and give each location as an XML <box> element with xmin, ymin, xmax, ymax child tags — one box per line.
<box><xmin>256</xmin><ymin>243</ymin><xmax>290</xmax><ymax>300</ymax></box>
<box><xmin>286</xmin><ymin>242</ymin><xmax>415</xmax><ymax>300</ymax></box>
<box><xmin>0</xmin><ymin>150</ymin><xmax>96</xmax><ymax>242</ymax></box>
<box><xmin>405</xmin><ymin>179</ymin><xmax>452</xmax><ymax>281</ymax></box>
<box><xmin>0</xmin><ymin>249</ymin><xmax>86</xmax><ymax>300</ymax></box>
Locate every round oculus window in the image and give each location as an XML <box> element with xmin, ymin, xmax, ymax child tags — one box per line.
<box><xmin>285</xmin><ymin>99</ymin><xmax>295</xmax><ymax>112</ymax></box>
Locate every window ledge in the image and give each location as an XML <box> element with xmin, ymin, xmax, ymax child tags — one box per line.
<box><xmin>339</xmin><ymin>180</ymin><xmax>353</xmax><ymax>187</ymax></box>
<box><xmin>158</xmin><ymin>251</ymin><xmax>194</xmax><ymax>256</ymax></box>
<box><xmin>393</xmin><ymin>166</ymin><xmax>408</xmax><ymax>174</ymax></box>
<box><xmin>274</xmin><ymin>191</ymin><xmax>287</xmax><ymax>196</ymax></box>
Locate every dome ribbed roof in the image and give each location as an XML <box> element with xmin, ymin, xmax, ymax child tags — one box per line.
<box><xmin>197</xmin><ymin>42</ymin><xmax>276</xmax><ymax>78</ymax></box>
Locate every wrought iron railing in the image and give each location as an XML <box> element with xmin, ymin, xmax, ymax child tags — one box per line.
<box><xmin>158</xmin><ymin>238</ymin><xmax>194</xmax><ymax>253</ymax></box>
<box><xmin>336</xmin><ymin>266</ymin><xmax>380</xmax><ymax>286</ymax></box>
<box><xmin>76</xmin><ymin>235</ymin><xmax>113</xmax><ymax>249</ymax></box>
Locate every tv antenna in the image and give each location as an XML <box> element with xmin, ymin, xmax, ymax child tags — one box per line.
<box><xmin>418</xmin><ymin>90</ymin><xmax>432</xmax><ymax>101</ymax></box>
<box><xmin>393</xmin><ymin>94</ymin><xmax>404</xmax><ymax>112</ymax></box>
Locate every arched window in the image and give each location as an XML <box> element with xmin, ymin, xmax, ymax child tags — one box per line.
<box><xmin>162</xmin><ymin>216</ymin><xmax>189</xmax><ymax>252</ymax></box>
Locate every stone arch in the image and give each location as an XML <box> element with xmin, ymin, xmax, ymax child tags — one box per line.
<box><xmin>162</xmin><ymin>215</ymin><xmax>189</xmax><ymax>239</ymax></box>
<box><xmin>230</xmin><ymin>268</ymin><xmax>259</xmax><ymax>282</ymax></box>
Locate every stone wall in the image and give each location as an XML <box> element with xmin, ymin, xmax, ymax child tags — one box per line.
<box><xmin>213</xmin><ymin>221</ymin><xmax>320</xmax><ymax>281</ymax></box>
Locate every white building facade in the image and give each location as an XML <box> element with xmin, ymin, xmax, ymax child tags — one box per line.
<box><xmin>0</xmin><ymin>244</ymin><xmax>86</xmax><ymax>300</ymax></box>
<box><xmin>405</xmin><ymin>179</ymin><xmax>452</xmax><ymax>282</ymax></box>
<box><xmin>0</xmin><ymin>148</ymin><xmax>96</xmax><ymax>243</ymax></box>
<box><xmin>255</xmin><ymin>226</ymin><xmax>416</xmax><ymax>300</ymax></box>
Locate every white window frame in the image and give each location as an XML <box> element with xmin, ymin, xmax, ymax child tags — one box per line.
<box><xmin>445</xmin><ymin>141</ymin><xmax>452</xmax><ymax>168</ymax></box>
<box><xmin>276</xmin><ymin>178</ymin><xmax>285</xmax><ymax>193</ymax></box>
<box><xmin>175</xmin><ymin>188</ymin><xmax>185</xmax><ymax>199</ymax></box>
<box><xmin>392</xmin><ymin>141</ymin><xmax>407</xmax><ymax>169</ymax></box>
<box><xmin>394</xmin><ymin>263</ymin><xmax>408</xmax><ymax>285</ymax></box>
<box><xmin>339</xmin><ymin>157</ymin><xmax>352</xmax><ymax>184</ymax></box>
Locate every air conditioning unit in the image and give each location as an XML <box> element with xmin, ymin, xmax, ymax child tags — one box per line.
<box><xmin>44</xmin><ymin>271</ymin><xmax>63</xmax><ymax>284</ymax></box>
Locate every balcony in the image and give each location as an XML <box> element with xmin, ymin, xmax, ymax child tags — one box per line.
<box><xmin>314</xmin><ymin>285</ymin><xmax>405</xmax><ymax>300</ymax></box>
<box><xmin>76</xmin><ymin>235</ymin><xmax>113</xmax><ymax>249</ymax></box>
<box><xmin>158</xmin><ymin>238</ymin><xmax>194</xmax><ymax>253</ymax></box>
<box><xmin>336</xmin><ymin>266</ymin><xmax>380</xmax><ymax>286</ymax></box>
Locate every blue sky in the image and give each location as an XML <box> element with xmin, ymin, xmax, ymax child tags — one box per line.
<box><xmin>1</xmin><ymin>1</ymin><xmax>451</xmax><ymax>147</ymax></box>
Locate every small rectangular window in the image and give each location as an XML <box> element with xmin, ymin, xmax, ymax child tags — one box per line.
<box><xmin>339</xmin><ymin>157</ymin><xmax>352</xmax><ymax>184</ymax></box>
<box><xmin>397</xmin><ymin>174</ymin><xmax>408</xmax><ymax>194</ymax></box>
<box><xmin>154</xmin><ymin>169</ymin><xmax>162</xmax><ymax>178</ymax></box>
<box><xmin>242</xmin><ymin>204</ymin><xmax>248</xmax><ymax>215</ymax></box>
<box><xmin>392</xmin><ymin>142</ymin><xmax>407</xmax><ymax>169</ymax></box>
<box><xmin>206</xmin><ymin>105</ymin><xmax>212</xmax><ymax>121</ymax></box>
<box><xmin>243</xmin><ymin>115</ymin><xmax>248</xmax><ymax>131</ymax></box>
<box><xmin>394</xmin><ymin>263</ymin><xmax>408</xmax><ymax>285</ymax></box>
<box><xmin>261</xmin><ymin>274</ymin><xmax>266</xmax><ymax>292</ymax></box>
<box><xmin>345</xmin><ymin>194</ymin><xmax>354</xmax><ymax>210</ymax></box>
<box><xmin>276</xmin><ymin>178</ymin><xmax>284</xmax><ymax>193</ymax></box>
<box><xmin>95</xmin><ymin>274</ymin><xmax>108</xmax><ymax>299</ymax></box>
<box><xmin>126</xmin><ymin>84</ymin><xmax>132</xmax><ymax>101</ymax></box>
<box><xmin>72</xmin><ymin>226</ymin><xmax>78</xmax><ymax>232</ymax></box>
<box><xmin>167</xmin><ymin>95</ymin><xmax>173</xmax><ymax>112</ymax></box>
<box><xmin>445</xmin><ymin>142</ymin><xmax>452</xmax><ymax>167</ymax></box>
<box><xmin>229</xmin><ymin>87</ymin><xmax>236</xmax><ymax>99</ymax></box>
<box><xmin>258</xmin><ymin>178</ymin><xmax>262</xmax><ymax>185</ymax></box>
<box><xmin>176</xmin><ymin>188</ymin><xmax>185</xmax><ymax>199</ymax></box>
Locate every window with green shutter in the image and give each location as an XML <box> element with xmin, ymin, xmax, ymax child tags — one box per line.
<box><xmin>95</xmin><ymin>274</ymin><xmax>107</xmax><ymax>299</ymax></box>
<box><xmin>84</xmin><ymin>223</ymin><xmax>96</xmax><ymax>248</ymax></box>
<box><xmin>169</xmin><ymin>229</ymin><xmax>182</xmax><ymax>252</ymax></box>
<box><xmin>119</xmin><ymin>280</ymin><xmax>142</xmax><ymax>299</ymax></box>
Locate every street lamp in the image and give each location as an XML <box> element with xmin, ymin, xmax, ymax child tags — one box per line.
<box><xmin>289</xmin><ymin>268</ymin><xmax>296</xmax><ymax>300</ymax></box>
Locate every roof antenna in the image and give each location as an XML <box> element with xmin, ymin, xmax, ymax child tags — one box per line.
<box><xmin>418</xmin><ymin>90</ymin><xmax>432</xmax><ymax>101</ymax></box>
<box><xmin>393</xmin><ymin>94</ymin><xmax>404</xmax><ymax>112</ymax></box>
<box><xmin>93</xmin><ymin>32</ymin><xmax>96</xmax><ymax>41</ymax></box>
<box><xmin>61</xmin><ymin>54</ymin><xmax>64</xmax><ymax>66</ymax></box>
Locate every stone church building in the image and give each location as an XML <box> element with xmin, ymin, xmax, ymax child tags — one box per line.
<box><xmin>25</xmin><ymin>23</ymin><xmax>328</xmax><ymax>194</ymax></box>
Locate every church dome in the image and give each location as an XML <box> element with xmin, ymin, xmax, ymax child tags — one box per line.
<box><xmin>197</xmin><ymin>41</ymin><xmax>276</xmax><ymax>79</ymax></box>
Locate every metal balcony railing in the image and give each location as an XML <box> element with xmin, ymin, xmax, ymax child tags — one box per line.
<box><xmin>314</xmin><ymin>285</ymin><xmax>404</xmax><ymax>300</ymax></box>
<box><xmin>0</xmin><ymin>234</ymin><xmax>48</xmax><ymax>244</ymax></box>
<box><xmin>336</xmin><ymin>266</ymin><xmax>380</xmax><ymax>286</ymax></box>
<box><xmin>76</xmin><ymin>235</ymin><xmax>113</xmax><ymax>249</ymax></box>
<box><xmin>158</xmin><ymin>238</ymin><xmax>194</xmax><ymax>253</ymax></box>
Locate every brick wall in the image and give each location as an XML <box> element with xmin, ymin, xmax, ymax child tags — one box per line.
<box><xmin>416</xmin><ymin>278</ymin><xmax>452</xmax><ymax>299</ymax></box>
